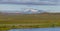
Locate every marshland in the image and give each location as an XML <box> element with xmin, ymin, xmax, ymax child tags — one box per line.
<box><xmin>0</xmin><ymin>13</ymin><xmax>60</xmax><ymax>30</ymax></box>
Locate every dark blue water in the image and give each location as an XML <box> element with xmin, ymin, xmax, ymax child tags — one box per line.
<box><xmin>8</xmin><ymin>28</ymin><xmax>60</xmax><ymax>31</ymax></box>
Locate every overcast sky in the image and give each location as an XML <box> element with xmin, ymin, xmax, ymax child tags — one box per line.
<box><xmin>0</xmin><ymin>0</ymin><xmax>58</xmax><ymax>5</ymax></box>
<box><xmin>0</xmin><ymin>0</ymin><xmax>60</xmax><ymax>13</ymax></box>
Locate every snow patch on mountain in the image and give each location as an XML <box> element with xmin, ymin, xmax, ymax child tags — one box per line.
<box><xmin>21</xmin><ymin>8</ymin><xmax>46</xmax><ymax>14</ymax></box>
<box><xmin>0</xmin><ymin>8</ymin><xmax>46</xmax><ymax>14</ymax></box>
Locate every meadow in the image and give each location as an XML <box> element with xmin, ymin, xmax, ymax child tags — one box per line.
<box><xmin>0</xmin><ymin>13</ymin><xmax>60</xmax><ymax>30</ymax></box>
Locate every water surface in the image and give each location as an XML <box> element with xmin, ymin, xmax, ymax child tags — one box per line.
<box><xmin>8</xmin><ymin>28</ymin><xmax>60</xmax><ymax>31</ymax></box>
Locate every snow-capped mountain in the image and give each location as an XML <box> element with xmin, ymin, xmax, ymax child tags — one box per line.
<box><xmin>21</xmin><ymin>8</ymin><xmax>46</xmax><ymax>14</ymax></box>
<box><xmin>0</xmin><ymin>8</ymin><xmax>46</xmax><ymax>14</ymax></box>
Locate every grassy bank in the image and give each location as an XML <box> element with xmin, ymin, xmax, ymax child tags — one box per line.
<box><xmin>0</xmin><ymin>13</ymin><xmax>60</xmax><ymax>30</ymax></box>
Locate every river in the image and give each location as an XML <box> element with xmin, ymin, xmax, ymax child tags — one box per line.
<box><xmin>7</xmin><ymin>28</ymin><xmax>60</xmax><ymax>31</ymax></box>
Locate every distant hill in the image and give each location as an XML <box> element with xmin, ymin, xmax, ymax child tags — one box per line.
<box><xmin>0</xmin><ymin>8</ymin><xmax>60</xmax><ymax>15</ymax></box>
<box><xmin>0</xmin><ymin>8</ymin><xmax>47</xmax><ymax>14</ymax></box>
<box><xmin>21</xmin><ymin>8</ymin><xmax>46</xmax><ymax>14</ymax></box>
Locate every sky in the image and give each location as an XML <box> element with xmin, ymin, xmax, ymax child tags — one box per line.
<box><xmin>0</xmin><ymin>0</ymin><xmax>58</xmax><ymax>5</ymax></box>
<box><xmin>0</xmin><ymin>0</ymin><xmax>60</xmax><ymax>13</ymax></box>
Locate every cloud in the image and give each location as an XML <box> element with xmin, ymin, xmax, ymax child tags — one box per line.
<box><xmin>0</xmin><ymin>0</ymin><xmax>57</xmax><ymax>5</ymax></box>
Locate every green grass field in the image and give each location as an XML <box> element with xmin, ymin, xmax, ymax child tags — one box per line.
<box><xmin>0</xmin><ymin>13</ymin><xmax>60</xmax><ymax>30</ymax></box>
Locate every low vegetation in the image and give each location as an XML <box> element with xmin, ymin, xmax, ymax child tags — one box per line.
<box><xmin>0</xmin><ymin>13</ymin><xmax>60</xmax><ymax>30</ymax></box>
